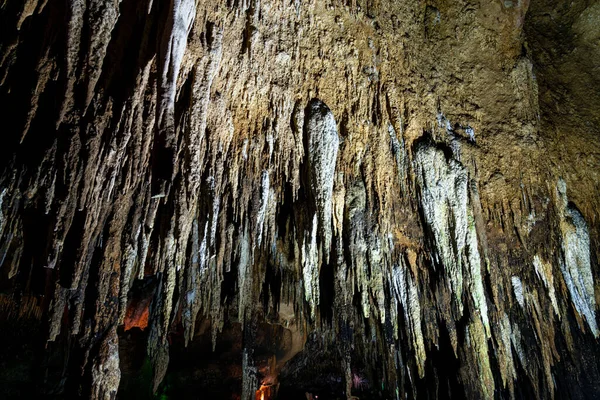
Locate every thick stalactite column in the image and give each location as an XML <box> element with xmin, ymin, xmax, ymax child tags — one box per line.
<box><xmin>302</xmin><ymin>99</ymin><xmax>340</xmax><ymax>319</ymax></box>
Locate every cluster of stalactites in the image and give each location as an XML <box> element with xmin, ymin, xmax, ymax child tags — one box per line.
<box><xmin>0</xmin><ymin>1</ymin><xmax>599</xmax><ymax>399</ymax></box>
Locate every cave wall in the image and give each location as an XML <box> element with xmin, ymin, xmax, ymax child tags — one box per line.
<box><xmin>0</xmin><ymin>0</ymin><xmax>599</xmax><ymax>398</ymax></box>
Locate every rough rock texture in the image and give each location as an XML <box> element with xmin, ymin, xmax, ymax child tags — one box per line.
<box><xmin>0</xmin><ymin>0</ymin><xmax>599</xmax><ymax>399</ymax></box>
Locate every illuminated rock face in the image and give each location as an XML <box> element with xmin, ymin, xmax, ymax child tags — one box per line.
<box><xmin>0</xmin><ymin>1</ymin><xmax>599</xmax><ymax>399</ymax></box>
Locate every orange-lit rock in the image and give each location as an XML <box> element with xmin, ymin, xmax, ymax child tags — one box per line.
<box><xmin>123</xmin><ymin>298</ymin><xmax>150</xmax><ymax>332</ymax></box>
<box><xmin>255</xmin><ymin>384</ymin><xmax>274</xmax><ymax>400</ymax></box>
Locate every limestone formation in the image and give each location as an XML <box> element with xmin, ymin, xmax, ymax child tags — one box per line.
<box><xmin>0</xmin><ymin>0</ymin><xmax>599</xmax><ymax>399</ymax></box>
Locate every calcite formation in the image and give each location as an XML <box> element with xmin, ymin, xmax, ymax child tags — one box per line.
<box><xmin>0</xmin><ymin>0</ymin><xmax>599</xmax><ymax>399</ymax></box>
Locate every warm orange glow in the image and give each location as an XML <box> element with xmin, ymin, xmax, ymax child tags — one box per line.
<box><xmin>123</xmin><ymin>299</ymin><xmax>150</xmax><ymax>331</ymax></box>
<box><xmin>255</xmin><ymin>384</ymin><xmax>273</xmax><ymax>400</ymax></box>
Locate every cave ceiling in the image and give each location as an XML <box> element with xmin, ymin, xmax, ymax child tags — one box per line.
<box><xmin>0</xmin><ymin>0</ymin><xmax>599</xmax><ymax>399</ymax></box>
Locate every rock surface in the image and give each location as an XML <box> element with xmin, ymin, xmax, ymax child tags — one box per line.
<box><xmin>0</xmin><ymin>0</ymin><xmax>599</xmax><ymax>399</ymax></box>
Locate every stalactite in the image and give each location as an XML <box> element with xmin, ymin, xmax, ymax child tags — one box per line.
<box><xmin>557</xmin><ymin>179</ymin><xmax>598</xmax><ymax>337</ymax></box>
<box><xmin>90</xmin><ymin>327</ymin><xmax>121</xmax><ymax>400</ymax></box>
<box><xmin>413</xmin><ymin>140</ymin><xmax>490</xmax><ymax>335</ymax></box>
<box><xmin>305</xmin><ymin>99</ymin><xmax>340</xmax><ymax>265</ymax></box>
<box><xmin>154</xmin><ymin>0</ymin><xmax>197</xmax><ymax>195</ymax></box>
